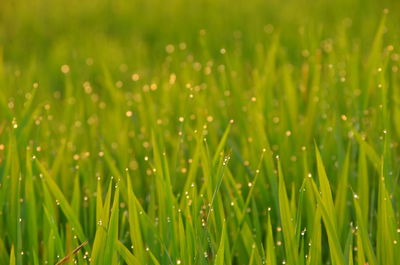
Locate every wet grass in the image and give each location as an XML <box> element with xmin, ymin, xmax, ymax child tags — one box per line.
<box><xmin>1</xmin><ymin>0</ymin><xmax>400</xmax><ymax>264</ymax></box>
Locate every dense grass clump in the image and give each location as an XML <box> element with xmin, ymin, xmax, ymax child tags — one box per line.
<box><xmin>1</xmin><ymin>0</ymin><xmax>400</xmax><ymax>264</ymax></box>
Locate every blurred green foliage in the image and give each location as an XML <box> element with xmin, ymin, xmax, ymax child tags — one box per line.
<box><xmin>1</xmin><ymin>0</ymin><xmax>400</xmax><ymax>264</ymax></box>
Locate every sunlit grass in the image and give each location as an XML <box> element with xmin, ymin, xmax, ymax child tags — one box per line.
<box><xmin>1</xmin><ymin>0</ymin><xmax>400</xmax><ymax>264</ymax></box>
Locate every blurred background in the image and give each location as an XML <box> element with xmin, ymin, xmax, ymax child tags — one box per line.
<box><xmin>1</xmin><ymin>0</ymin><xmax>400</xmax><ymax>68</ymax></box>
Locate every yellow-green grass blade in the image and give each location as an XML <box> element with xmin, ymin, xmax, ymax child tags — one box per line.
<box><xmin>214</xmin><ymin>221</ymin><xmax>226</xmax><ymax>265</ymax></box>
<box><xmin>334</xmin><ymin>145</ymin><xmax>350</xmax><ymax>238</ymax></box>
<box><xmin>315</xmin><ymin>145</ymin><xmax>337</xmax><ymax>228</ymax></box>
<box><xmin>356</xmin><ymin>230</ymin><xmax>366</xmax><ymax>265</ymax></box>
<box><xmin>103</xmin><ymin>186</ymin><xmax>119</xmax><ymax>264</ymax></box>
<box><xmin>91</xmin><ymin>181</ymin><xmax>113</xmax><ymax>265</ymax></box>
<box><xmin>9</xmin><ymin>245</ymin><xmax>15</xmax><ymax>265</ymax></box>
<box><xmin>357</xmin><ymin>145</ymin><xmax>369</xmax><ymax>227</ymax></box>
<box><xmin>127</xmin><ymin>174</ymin><xmax>145</xmax><ymax>262</ymax></box>
<box><xmin>351</xmin><ymin>130</ymin><xmax>380</xmax><ymax>173</ymax></box>
<box><xmin>35</xmin><ymin>160</ymin><xmax>88</xmax><ymax>249</ymax></box>
<box><xmin>116</xmin><ymin>241</ymin><xmax>141</xmax><ymax>265</ymax></box>
<box><xmin>265</xmin><ymin>214</ymin><xmax>277</xmax><ymax>265</ymax></box>
<box><xmin>212</xmin><ymin>124</ymin><xmax>231</xmax><ymax>166</ymax></box>
<box><xmin>353</xmin><ymin>197</ymin><xmax>376</xmax><ymax>265</ymax></box>
<box><xmin>24</xmin><ymin>148</ymin><xmax>39</xmax><ymax>260</ymax></box>
<box><xmin>309</xmin><ymin>179</ymin><xmax>345</xmax><ymax>265</ymax></box>
<box><xmin>376</xmin><ymin>159</ymin><xmax>398</xmax><ymax>265</ymax></box>
<box><xmin>278</xmin><ymin>159</ymin><xmax>299</xmax><ymax>265</ymax></box>
<box><xmin>307</xmin><ymin>209</ymin><xmax>321</xmax><ymax>265</ymax></box>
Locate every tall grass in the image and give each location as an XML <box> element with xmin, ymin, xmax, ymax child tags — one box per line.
<box><xmin>1</xmin><ymin>0</ymin><xmax>400</xmax><ymax>264</ymax></box>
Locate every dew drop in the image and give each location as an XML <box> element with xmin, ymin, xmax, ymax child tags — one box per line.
<box><xmin>61</xmin><ymin>64</ymin><xmax>70</xmax><ymax>74</ymax></box>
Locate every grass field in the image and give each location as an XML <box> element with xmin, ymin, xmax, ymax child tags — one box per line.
<box><xmin>1</xmin><ymin>0</ymin><xmax>400</xmax><ymax>264</ymax></box>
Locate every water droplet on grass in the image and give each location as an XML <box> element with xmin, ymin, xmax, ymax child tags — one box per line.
<box><xmin>61</xmin><ymin>64</ymin><xmax>70</xmax><ymax>74</ymax></box>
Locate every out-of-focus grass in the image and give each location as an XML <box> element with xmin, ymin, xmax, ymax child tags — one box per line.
<box><xmin>1</xmin><ymin>0</ymin><xmax>400</xmax><ymax>264</ymax></box>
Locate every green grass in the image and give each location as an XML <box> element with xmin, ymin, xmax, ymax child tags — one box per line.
<box><xmin>1</xmin><ymin>0</ymin><xmax>400</xmax><ymax>264</ymax></box>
